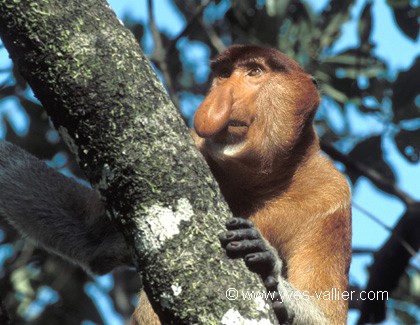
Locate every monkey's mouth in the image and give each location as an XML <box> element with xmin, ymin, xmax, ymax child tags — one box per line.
<box><xmin>211</xmin><ymin>119</ymin><xmax>249</xmax><ymax>145</ymax></box>
<box><xmin>228</xmin><ymin>120</ymin><xmax>248</xmax><ymax>128</ymax></box>
<box><xmin>227</xmin><ymin>119</ymin><xmax>248</xmax><ymax>132</ymax></box>
<box><xmin>226</xmin><ymin>120</ymin><xmax>249</xmax><ymax>138</ymax></box>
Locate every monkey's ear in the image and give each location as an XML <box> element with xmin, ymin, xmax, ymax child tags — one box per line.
<box><xmin>311</xmin><ymin>76</ymin><xmax>319</xmax><ymax>88</ymax></box>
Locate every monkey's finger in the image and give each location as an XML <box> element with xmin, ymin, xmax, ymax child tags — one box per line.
<box><xmin>225</xmin><ymin>217</ymin><xmax>254</xmax><ymax>230</ymax></box>
<box><xmin>272</xmin><ymin>300</ymin><xmax>291</xmax><ymax>324</ymax></box>
<box><xmin>218</xmin><ymin>228</ymin><xmax>260</xmax><ymax>247</ymax></box>
<box><xmin>225</xmin><ymin>239</ymin><xmax>266</xmax><ymax>258</ymax></box>
<box><xmin>244</xmin><ymin>251</ymin><xmax>276</xmax><ymax>275</ymax></box>
<box><xmin>271</xmin><ymin>291</ymin><xmax>283</xmax><ymax>303</ymax></box>
<box><xmin>263</xmin><ymin>275</ymin><xmax>279</xmax><ymax>291</ymax></box>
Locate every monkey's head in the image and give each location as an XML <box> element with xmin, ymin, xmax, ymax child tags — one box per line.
<box><xmin>194</xmin><ymin>45</ymin><xmax>320</xmax><ymax>173</ymax></box>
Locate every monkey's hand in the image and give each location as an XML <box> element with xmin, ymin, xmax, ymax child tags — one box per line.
<box><xmin>219</xmin><ymin>217</ymin><xmax>293</xmax><ymax>324</ymax></box>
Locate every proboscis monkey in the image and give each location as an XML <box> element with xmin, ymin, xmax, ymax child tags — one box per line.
<box><xmin>0</xmin><ymin>45</ymin><xmax>351</xmax><ymax>324</ymax></box>
<box><xmin>198</xmin><ymin>44</ymin><xmax>351</xmax><ymax>324</ymax></box>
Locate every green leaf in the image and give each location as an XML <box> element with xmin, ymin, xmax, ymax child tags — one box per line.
<box><xmin>343</xmin><ymin>66</ymin><xmax>385</xmax><ymax>79</ymax></box>
<box><xmin>323</xmin><ymin>48</ymin><xmax>381</xmax><ymax>67</ymax></box>
<box><xmin>386</xmin><ymin>0</ymin><xmax>411</xmax><ymax>8</ymax></box>
<box><xmin>326</xmin><ymin>76</ymin><xmax>362</xmax><ymax>100</ymax></box>
<box><xmin>315</xmin><ymin>0</ymin><xmax>356</xmax><ymax>50</ymax></box>
<box><xmin>321</xmin><ymin>83</ymin><xmax>348</xmax><ymax>103</ymax></box>
<box><xmin>358</xmin><ymin>1</ymin><xmax>372</xmax><ymax>45</ymax></box>
<box><xmin>266</xmin><ymin>0</ymin><xmax>290</xmax><ymax>17</ymax></box>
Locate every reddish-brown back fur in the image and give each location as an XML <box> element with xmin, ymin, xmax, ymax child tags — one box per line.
<box><xmin>134</xmin><ymin>45</ymin><xmax>351</xmax><ymax>324</ymax></box>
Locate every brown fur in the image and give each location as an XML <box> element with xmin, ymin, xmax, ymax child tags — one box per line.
<box><xmin>134</xmin><ymin>45</ymin><xmax>351</xmax><ymax>324</ymax></box>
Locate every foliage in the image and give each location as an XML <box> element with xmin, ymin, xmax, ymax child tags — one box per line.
<box><xmin>0</xmin><ymin>0</ymin><xmax>419</xmax><ymax>323</ymax></box>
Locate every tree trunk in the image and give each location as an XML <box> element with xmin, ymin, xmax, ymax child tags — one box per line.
<box><xmin>0</xmin><ymin>0</ymin><xmax>277</xmax><ymax>323</ymax></box>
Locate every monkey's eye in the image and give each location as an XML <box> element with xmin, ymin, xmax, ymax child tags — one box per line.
<box><xmin>311</xmin><ymin>76</ymin><xmax>319</xmax><ymax>88</ymax></box>
<box><xmin>247</xmin><ymin>67</ymin><xmax>263</xmax><ymax>77</ymax></box>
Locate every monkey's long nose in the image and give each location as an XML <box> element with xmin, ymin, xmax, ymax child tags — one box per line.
<box><xmin>194</xmin><ymin>85</ymin><xmax>233</xmax><ymax>138</ymax></box>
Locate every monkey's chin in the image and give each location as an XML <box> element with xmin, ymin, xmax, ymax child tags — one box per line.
<box><xmin>206</xmin><ymin>139</ymin><xmax>246</xmax><ymax>159</ymax></box>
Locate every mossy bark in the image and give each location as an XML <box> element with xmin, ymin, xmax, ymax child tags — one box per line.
<box><xmin>0</xmin><ymin>0</ymin><xmax>277</xmax><ymax>323</ymax></box>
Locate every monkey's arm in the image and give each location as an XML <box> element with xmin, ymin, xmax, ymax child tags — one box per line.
<box><xmin>219</xmin><ymin>218</ymin><xmax>329</xmax><ymax>325</ymax></box>
<box><xmin>0</xmin><ymin>141</ymin><xmax>131</xmax><ymax>274</ymax></box>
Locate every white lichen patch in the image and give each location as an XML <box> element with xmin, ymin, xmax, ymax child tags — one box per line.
<box><xmin>171</xmin><ymin>283</ymin><xmax>182</xmax><ymax>296</ymax></box>
<box><xmin>221</xmin><ymin>309</ymin><xmax>273</xmax><ymax>325</ymax></box>
<box><xmin>134</xmin><ymin>115</ymin><xmax>150</xmax><ymax>128</ymax></box>
<box><xmin>139</xmin><ymin>198</ymin><xmax>194</xmax><ymax>252</ymax></box>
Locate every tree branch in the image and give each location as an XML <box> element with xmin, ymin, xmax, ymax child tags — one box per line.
<box><xmin>320</xmin><ymin>139</ymin><xmax>414</xmax><ymax>205</ymax></box>
<box><xmin>0</xmin><ymin>0</ymin><xmax>277</xmax><ymax>323</ymax></box>
<box><xmin>166</xmin><ymin>0</ymin><xmax>212</xmax><ymax>56</ymax></box>
<box><xmin>148</xmin><ymin>0</ymin><xmax>180</xmax><ymax>110</ymax></box>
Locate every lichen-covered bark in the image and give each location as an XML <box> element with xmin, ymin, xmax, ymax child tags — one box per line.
<box><xmin>0</xmin><ymin>0</ymin><xmax>277</xmax><ymax>323</ymax></box>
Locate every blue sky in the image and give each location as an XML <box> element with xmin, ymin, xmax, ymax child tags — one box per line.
<box><xmin>1</xmin><ymin>0</ymin><xmax>419</xmax><ymax>324</ymax></box>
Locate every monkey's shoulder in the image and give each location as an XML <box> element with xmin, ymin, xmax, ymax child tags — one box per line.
<box><xmin>318</xmin><ymin>153</ymin><xmax>351</xmax><ymax>202</ymax></box>
<box><xmin>279</xmin><ymin>153</ymin><xmax>351</xmax><ymax>219</ymax></box>
<box><xmin>306</xmin><ymin>153</ymin><xmax>351</xmax><ymax>199</ymax></box>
